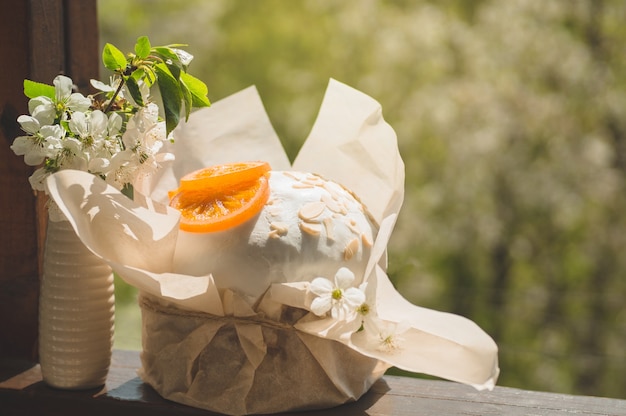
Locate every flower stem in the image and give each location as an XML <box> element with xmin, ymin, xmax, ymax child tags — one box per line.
<box><xmin>104</xmin><ymin>77</ymin><xmax>126</xmax><ymax>113</ymax></box>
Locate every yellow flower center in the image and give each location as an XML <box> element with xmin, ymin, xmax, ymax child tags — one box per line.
<box><xmin>356</xmin><ymin>303</ymin><xmax>370</xmax><ymax>315</ymax></box>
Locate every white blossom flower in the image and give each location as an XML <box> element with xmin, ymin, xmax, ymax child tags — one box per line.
<box><xmin>11</xmin><ymin>116</ymin><xmax>64</xmax><ymax>166</ymax></box>
<box><xmin>17</xmin><ymin>114</ymin><xmax>42</xmax><ymax>135</ymax></box>
<box><xmin>28</xmin><ymin>96</ymin><xmax>55</xmax><ymax>126</ymax></box>
<box><xmin>53</xmin><ymin>75</ymin><xmax>91</xmax><ymax>114</ymax></box>
<box><xmin>28</xmin><ymin>167</ymin><xmax>48</xmax><ymax>192</ymax></box>
<box><xmin>68</xmin><ymin>110</ymin><xmax>108</xmax><ymax>144</ymax></box>
<box><xmin>11</xmin><ymin>41</ymin><xmax>206</xmax><ymax>194</ymax></box>
<box><xmin>24</xmin><ymin>75</ymin><xmax>91</xmax><ymax>129</ymax></box>
<box><xmin>363</xmin><ymin>318</ymin><xmax>408</xmax><ymax>353</ymax></box>
<box><xmin>309</xmin><ymin>267</ymin><xmax>366</xmax><ymax>320</ymax></box>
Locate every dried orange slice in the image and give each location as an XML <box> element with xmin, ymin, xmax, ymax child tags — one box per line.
<box><xmin>179</xmin><ymin>161</ymin><xmax>270</xmax><ymax>191</ymax></box>
<box><xmin>169</xmin><ymin>161</ymin><xmax>271</xmax><ymax>233</ymax></box>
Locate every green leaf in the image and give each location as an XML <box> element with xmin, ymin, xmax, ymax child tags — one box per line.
<box><xmin>102</xmin><ymin>43</ymin><xmax>128</xmax><ymax>72</ymax></box>
<box><xmin>125</xmin><ymin>77</ymin><xmax>144</xmax><ymax>107</ymax></box>
<box><xmin>180</xmin><ymin>72</ymin><xmax>211</xmax><ymax>108</ymax></box>
<box><xmin>134</xmin><ymin>36</ymin><xmax>151</xmax><ymax>59</ymax></box>
<box><xmin>23</xmin><ymin>79</ymin><xmax>55</xmax><ymax>99</ymax></box>
<box><xmin>130</xmin><ymin>67</ymin><xmax>145</xmax><ymax>82</ymax></box>
<box><xmin>179</xmin><ymin>78</ymin><xmax>193</xmax><ymax>121</ymax></box>
<box><xmin>142</xmin><ymin>67</ymin><xmax>157</xmax><ymax>86</ymax></box>
<box><xmin>152</xmin><ymin>47</ymin><xmax>179</xmax><ymax>62</ymax></box>
<box><xmin>166</xmin><ymin>62</ymin><xmax>181</xmax><ymax>81</ymax></box>
<box><xmin>154</xmin><ymin>63</ymin><xmax>182</xmax><ymax>135</ymax></box>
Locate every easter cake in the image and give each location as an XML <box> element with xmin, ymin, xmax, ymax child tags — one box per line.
<box><xmin>45</xmin><ymin>80</ymin><xmax>499</xmax><ymax>416</ymax></box>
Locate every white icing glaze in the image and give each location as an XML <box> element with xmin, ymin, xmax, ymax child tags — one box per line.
<box><xmin>172</xmin><ymin>171</ymin><xmax>378</xmax><ymax>304</ymax></box>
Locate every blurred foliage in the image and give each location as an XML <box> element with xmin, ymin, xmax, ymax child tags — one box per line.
<box><xmin>99</xmin><ymin>0</ymin><xmax>626</xmax><ymax>398</ymax></box>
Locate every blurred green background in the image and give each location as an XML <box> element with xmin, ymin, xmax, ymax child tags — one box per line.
<box><xmin>99</xmin><ymin>0</ymin><xmax>626</xmax><ymax>399</ymax></box>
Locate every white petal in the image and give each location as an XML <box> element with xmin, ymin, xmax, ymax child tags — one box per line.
<box><xmin>28</xmin><ymin>167</ymin><xmax>48</xmax><ymax>191</ymax></box>
<box><xmin>17</xmin><ymin>115</ymin><xmax>40</xmax><ymax>134</ymax></box>
<box><xmin>363</xmin><ymin>315</ymin><xmax>381</xmax><ymax>336</ymax></box>
<box><xmin>107</xmin><ymin>112</ymin><xmax>122</xmax><ymax>135</ymax></box>
<box><xmin>89</xmin><ymin>157</ymin><xmax>111</xmax><ymax>173</ymax></box>
<box><xmin>343</xmin><ymin>287</ymin><xmax>366</xmax><ymax>308</ymax></box>
<box><xmin>28</xmin><ymin>96</ymin><xmax>52</xmax><ymax>114</ymax></box>
<box><xmin>28</xmin><ymin>97</ymin><xmax>55</xmax><ymax>125</ymax></box>
<box><xmin>67</xmin><ymin>93</ymin><xmax>92</xmax><ymax>112</ymax></box>
<box><xmin>122</xmin><ymin>127</ymin><xmax>139</xmax><ymax>148</ymax></box>
<box><xmin>89</xmin><ymin>110</ymin><xmax>108</xmax><ymax>137</ymax></box>
<box><xmin>43</xmin><ymin>138</ymin><xmax>62</xmax><ymax>157</ymax></box>
<box><xmin>31</xmin><ymin>105</ymin><xmax>56</xmax><ymax>126</ymax></box>
<box><xmin>334</xmin><ymin>267</ymin><xmax>355</xmax><ymax>289</ymax></box>
<box><xmin>309</xmin><ymin>277</ymin><xmax>333</xmax><ymax>296</ymax></box>
<box><xmin>68</xmin><ymin>112</ymin><xmax>88</xmax><ymax>137</ymax></box>
<box><xmin>155</xmin><ymin>152</ymin><xmax>175</xmax><ymax>163</ymax></box>
<box><xmin>311</xmin><ymin>296</ymin><xmax>332</xmax><ymax>316</ymax></box>
<box><xmin>23</xmin><ymin>146</ymin><xmax>46</xmax><ymax>166</ymax></box>
<box><xmin>90</xmin><ymin>79</ymin><xmax>115</xmax><ymax>92</ymax></box>
<box><xmin>62</xmin><ymin>137</ymin><xmax>82</xmax><ymax>153</ymax></box>
<box><xmin>10</xmin><ymin>136</ymin><xmax>33</xmax><ymax>156</ymax></box>
<box><xmin>53</xmin><ymin>75</ymin><xmax>73</xmax><ymax>101</ymax></box>
<box><xmin>40</xmin><ymin>124</ymin><xmax>65</xmax><ymax>141</ymax></box>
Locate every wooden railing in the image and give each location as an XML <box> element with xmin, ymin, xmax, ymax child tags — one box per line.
<box><xmin>1</xmin><ymin>349</ymin><xmax>625</xmax><ymax>415</ymax></box>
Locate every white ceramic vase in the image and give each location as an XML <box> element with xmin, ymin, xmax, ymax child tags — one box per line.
<box><xmin>38</xmin><ymin>214</ymin><xmax>115</xmax><ymax>389</ymax></box>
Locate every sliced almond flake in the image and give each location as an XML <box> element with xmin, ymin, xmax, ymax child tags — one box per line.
<box><xmin>268</xmin><ymin>229</ymin><xmax>281</xmax><ymax>239</ymax></box>
<box><xmin>361</xmin><ymin>232</ymin><xmax>373</xmax><ymax>247</ymax></box>
<box><xmin>267</xmin><ymin>206</ymin><xmax>282</xmax><ymax>216</ymax></box>
<box><xmin>302</xmin><ymin>179</ymin><xmax>322</xmax><ymax>187</ymax></box>
<box><xmin>343</xmin><ymin>237</ymin><xmax>360</xmax><ymax>260</ymax></box>
<box><xmin>298</xmin><ymin>201</ymin><xmax>326</xmax><ymax>221</ymax></box>
<box><xmin>292</xmin><ymin>183</ymin><xmax>315</xmax><ymax>189</ymax></box>
<box><xmin>344</xmin><ymin>219</ymin><xmax>362</xmax><ymax>235</ymax></box>
<box><xmin>322</xmin><ymin>217</ymin><xmax>335</xmax><ymax>241</ymax></box>
<box><xmin>283</xmin><ymin>171</ymin><xmax>301</xmax><ymax>180</ymax></box>
<box><xmin>323</xmin><ymin>182</ymin><xmax>342</xmax><ymax>200</ymax></box>
<box><xmin>270</xmin><ymin>221</ymin><xmax>289</xmax><ymax>236</ymax></box>
<box><xmin>300</xmin><ymin>221</ymin><xmax>322</xmax><ymax>236</ymax></box>
<box><xmin>321</xmin><ymin>193</ymin><xmax>343</xmax><ymax>213</ymax></box>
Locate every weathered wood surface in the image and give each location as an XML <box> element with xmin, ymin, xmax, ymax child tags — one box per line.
<box><xmin>0</xmin><ymin>0</ymin><xmax>99</xmax><ymax>361</ymax></box>
<box><xmin>1</xmin><ymin>350</ymin><xmax>624</xmax><ymax>415</ymax></box>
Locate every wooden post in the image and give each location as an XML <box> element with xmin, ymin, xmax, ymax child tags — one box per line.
<box><xmin>0</xmin><ymin>0</ymin><xmax>99</xmax><ymax>362</ymax></box>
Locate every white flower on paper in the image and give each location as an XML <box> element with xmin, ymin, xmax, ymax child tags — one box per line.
<box><xmin>309</xmin><ymin>267</ymin><xmax>366</xmax><ymax>320</ymax></box>
<box><xmin>363</xmin><ymin>318</ymin><xmax>407</xmax><ymax>353</ymax></box>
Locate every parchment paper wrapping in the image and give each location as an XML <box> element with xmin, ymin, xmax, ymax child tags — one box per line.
<box><xmin>139</xmin><ymin>294</ymin><xmax>387</xmax><ymax>415</ymax></box>
<box><xmin>45</xmin><ymin>79</ymin><xmax>499</xmax><ymax>416</ymax></box>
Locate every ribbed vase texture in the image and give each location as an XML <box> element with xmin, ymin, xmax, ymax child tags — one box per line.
<box><xmin>39</xmin><ymin>218</ymin><xmax>115</xmax><ymax>389</ymax></box>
